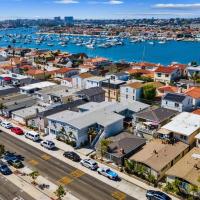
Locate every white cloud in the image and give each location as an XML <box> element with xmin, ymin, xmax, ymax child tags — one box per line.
<box><xmin>88</xmin><ymin>0</ymin><xmax>123</xmax><ymax>5</ymax></box>
<box><xmin>54</xmin><ymin>0</ymin><xmax>79</xmax><ymax>4</ymax></box>
<box><xmin>153</xmin><ymin>3</ymin><xmax>200</xmax><ymax>9</ymax></box>
<box><xmin>106</xmin><ymin>0</ymin><xmax>123</xmax><ymax>4</ymax></box>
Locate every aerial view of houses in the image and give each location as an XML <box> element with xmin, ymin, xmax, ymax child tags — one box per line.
<box><xmin>0</xmin><ymin>46</ymin><xmax>200</xmax><ymax>200</ymax></box>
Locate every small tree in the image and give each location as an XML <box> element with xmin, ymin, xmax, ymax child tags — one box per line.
<box><xmin>164</xmin><ymin>182</ymin><xmax>174</xmax><ymax>193</ymax></box>
<box><xmin>54</xmin><ymin>185</ymin><xmax>66</xmax><ymax>200</ymax></box>
<box><xmin>0</xmin><ymin>144</ymin><xmax>5</xmax><ymax>157</ymax></box>
<box><xmin>124</xmin><ymin>159</ymin><xmax>135</xmax><ymax>173</ymax></box>
<box><xmin>172</xmin><ymin>179</ymin><xmax>182</xmax><ymax>195</ymax></box>
<box><xmin>0</xmin><ymin>103</ymin><xmax>6</xmax><ymax>116</ymax></box>
<box><xmin>188</xmin><ymin>184</ymin><xmax>199</xmax><ymax>198</ymax></box>
<box><xmin>100</xmin><ymin>139</ymin><xmax>111</xmax><ymax>158</ymax></box>
<box><xmin>29</xmin><ymin>171</ymin><xmax>39</xmax><ymax>184</ymax></box>
<box><xmin>143</xmin><ymin>84</ymin><xmax>156</xmax><ymax>100</ymax></box>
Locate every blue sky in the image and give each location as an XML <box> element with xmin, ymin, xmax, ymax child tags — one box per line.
<box><xmin>0</xmin><ymin>0</ymin><xmax>200</xmax><ymax>19</ymax></box>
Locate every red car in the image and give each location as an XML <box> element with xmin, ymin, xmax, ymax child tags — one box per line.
<box><xmin>11</xmin><ymin>127</ymin><xmax>24</xmax><ymax>135</ymax></box>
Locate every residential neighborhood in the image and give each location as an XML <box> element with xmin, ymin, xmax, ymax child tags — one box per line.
<box><xmin>0</xmin><ymin>46</ymin><xmax>200</xmax><ymax>200</ymax></box>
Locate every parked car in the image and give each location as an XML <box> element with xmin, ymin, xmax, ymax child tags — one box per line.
<box><xmin>7</xmin><ymin>158</ymin><xmax>23</xmax><ymax>168</ymax></box>
<box><xmin>63</xmin><ymin>151</ymin><xmax>80</xmax><ymax>162</ymax></box>
<box><xmin>25</xmin><ymin>131</ymin><xmax>40</xmax><ymax>142</ymax></box>
<box><xmin>146</xmin><ymin>190</ymin><xmax>171</xmax><ymax>200</ymax></box>
<box><xmin>80</xmin><ymin>159</ymin><xmax>98</xmax><ymax>170</ymax></box>
<box><xmin>0</xmin><ymin>163</ymin><xmax>12</xmax><ymax>175</ymax></box>
<box><xmin>4</xmin><ymin>151</ymin><xmax>23</xmax><ymax>161</ymax></box>
<box><xmin>40</xmin><ymin>140</ymin><xmax>55</xmax><ymax>150</ymax></box>
<box><xmin>3</xmin><ymin>152</ymin><xmax>17</xmax><ymax>161</ymax></box>
<box><xmin>1</xmin><ymin>121</ymin><xmax>13</xmax><ymax>129</ymax></box>
<box><xmin>11</xmin><ymin>127</ymin><xmax>24</xmax><ymax>135</ymax></box>
<box><xmin>97</xmin><ymin>167</ymin><xmax>118</xmax><ymax>180</ymax></box>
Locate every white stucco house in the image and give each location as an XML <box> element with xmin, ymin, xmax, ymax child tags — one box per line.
<box><xmin>161</xmin><ymin>92</ymin><xmax>193</xmax><ymax>112</ymax></box>
<box><xmin>120</xmin><ymin>82</ymin><xmax>143</xmax><ymax>102</ymax></box>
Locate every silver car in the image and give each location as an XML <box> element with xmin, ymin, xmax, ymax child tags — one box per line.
<box><xmin>80</xmin><ymin>159</ymin><xmax>98</xmax><ymax>170</ymax></box>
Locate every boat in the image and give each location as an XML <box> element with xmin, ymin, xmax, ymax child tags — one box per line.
<box><xmin>47</xmin><ymin>43</ymin><xmax>54</xmax><ymax>46</ymax></box>
<box><xmin>149</xmin><ymin>41</ymin><xmax>155</xmax><ymax>45</ymax></box>
<box><xmin>86</xmin><ymin>44</ymin><xmax>95</xmax><ymax>49</ymax></box>
<box><xmin>158</xmin><ymin>40</ymin><xmax>166</xmax><ymax>44</ymax></box>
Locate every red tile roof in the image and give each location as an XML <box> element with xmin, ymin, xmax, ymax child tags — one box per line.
<box><xmin>56</xmin><ymin>68</ymin><xmax>78</xmax><ymax>74</ymax></box>
<box><xmin>155</xmin><ymin>66</ymin><xmax>177</xmax><ymax>74</ymax></box>
<box><xmin>185</xmin><ymin>87</ymin><xmax>200</xmax><ymax>99</ymax></box>
<box><xmin>158</xmin><ymin>85</ymin><xmax>179</xmax><ymax>93</ymax></box>
<box><xmin>193</xmin><ymin>109</ymin><xmax>200</xmax><ymax>115</ymax></box>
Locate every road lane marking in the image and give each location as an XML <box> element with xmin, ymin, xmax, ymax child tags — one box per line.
<box><xmin>58</xmin><ymin>176</ymin><xmax>73</xmax><ymax>185</ymax></box>
<box><xmin>28</xmin><ymin>159</ymin><xmax>38</xmax><ymax>166</ymax></box>
<box><xmin>70</xmin><ymin>169</ymin><xmax>85</xmax><ymax>178</ymax></box>
<box><xmin>112</xmin><ymin>191</ymin><xmax>126</xmax><ymax>200</ymax></box>
<box><xmin>41</xmin><ymin>154</ymin><xmax>51</xmax><ymax>161</ymax></box>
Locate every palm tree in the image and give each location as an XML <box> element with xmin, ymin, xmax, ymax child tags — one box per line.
<box><xmin>29</xmin><ymin>171</ymin><xmax>39</xmax><ymax>185</ymax></box>
<box><xmin>54</xmin><ymin>185</ymin><xmax>66</xmax><ymax>200</ymax></box>
<box><xmin>100</xmin><ymin>139</ymin><xmax>111</xmax><ymax>158</ymax></box>
<box><xmin>172</xmin><ymin>179</ymin><xmax>182</xmax><ymax>195</ymax></box>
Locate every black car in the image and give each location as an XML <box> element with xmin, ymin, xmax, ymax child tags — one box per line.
<box><xmin>7</xmin><ymin>159</ymin><xmax>24</xmax><ymax>168</ymax></box>
<box><xmin>63</xmin><ymin>151</ymin><xmax>81</xmax><ymax>162</ymax></box>
<box><xmin>0</xmin><ymin>163</ymin><xmax>12</xmax><ymax>175</ymax></box>
<box><xmin>146</xmin><ymin>190</ymin><xmax>171</xmax><ymax>200</ymax></box>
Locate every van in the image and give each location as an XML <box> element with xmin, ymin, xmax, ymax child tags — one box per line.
<box><xmin>25</xmin><ymin>131</ymin><xmax>40</xmax><ymax>142</ymax></box>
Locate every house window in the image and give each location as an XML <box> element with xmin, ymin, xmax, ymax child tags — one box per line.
<box><xmin>180</xmin><ymin>135</ymin><xmax>187</xmax><ymax>141</ymax></box>
<box><xmin>126</xmin><ymin>88</ymin><xmax>128</xmax><ymax>92</ymax></box>
<box><xmin>157</xmin><ymin>73</ymin><xmax>161</xmax><ymax>77</ymax></box>
<box><xmin>165</xmin><ymin>74</ymin><xmax>169</xmax><ymax>77</ymax></box>
<box><xmin>126</xmin><ymin>95</ymin><xmax>128</xmax><ymax>99</ymax></box>
<box><xmin>166</xmin><ymin>101</ymin><xmax>168</xmax><ymax>105</ymax></box>
<box><xmin>175</xmin><ymin>103</ymin><xmax>179</xmax><ymax>107</ymax></box>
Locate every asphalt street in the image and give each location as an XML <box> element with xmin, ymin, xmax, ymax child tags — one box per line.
<box><xmin>0</xmin><ymin>175</ymin><xmax>35</xmax><ymax>200</ymax></box>
<box><xmin>0</xmin><ymin>131</ymin><xmax>137</xmax><ymax>200</ymax></box>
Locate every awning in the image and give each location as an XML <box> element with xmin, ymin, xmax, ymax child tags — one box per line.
<box><xmin>157</xmin><ymin>128</ymin><xmax>171</xmax><ymax>135</ymax></box>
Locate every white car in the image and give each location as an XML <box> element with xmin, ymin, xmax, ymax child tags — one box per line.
<box><xmin>25</xmin><ymin>131</ymin><xmax>40</xmax><ymax>142</ymax></box>
<box><xmin>80</xmin><ymin>159</ymin><xmax>98</xmax><ymax>170</ymax></box>
<box><xmin>1</xmin><ymin>121</ymin><xmax>13</xmax><ymax>129</ymax></box>
<box><xmin>40</xmin><ymin>140</ymin><xmax>55</xmax><ymax>150</ymax></box>
<box><xmin>97</xmin><ymin>167</ymin><xmax>119</xmax><ymax>180</ymax></box>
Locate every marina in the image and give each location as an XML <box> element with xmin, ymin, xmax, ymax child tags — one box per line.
<box><xmin>0</xmin><ymin>27</ymin><xmax>200</xmax><ymax>65</ymax></box>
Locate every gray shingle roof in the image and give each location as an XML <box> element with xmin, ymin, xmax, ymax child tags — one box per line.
<box><xmin>135</xmin><ymin>108</ymin><xmax>178</xmax><ymax>123</ymax></box>
<box><xmin>108</xmin><ymin>132</ymin><xmax>146</xmax><ymax>158</ymax></box>
<box><xmin>163</xmin><ymin>93</ymin><xmax>187</xmax><ymax>103</ymax></box>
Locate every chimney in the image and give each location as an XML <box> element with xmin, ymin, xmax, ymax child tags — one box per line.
<box><xmin>119</xmin><ymin>148</ymin><xmax>125</xmax><ymax>155</ymax></box>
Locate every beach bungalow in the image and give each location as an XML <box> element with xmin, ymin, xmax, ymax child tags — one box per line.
<box><xmin>166</xmin><ymin>147</ymin><xmax>200</xmax><ymax>197</ymax></box>
<box><xmin>157</xmin><ymin>112</ymin><xmax>200</xmax><ymax>145</ymax></box>
<box><xmin>129</xmin><ymin>139</ymin><xmax>189</xmax><ymax>181</ymax></box>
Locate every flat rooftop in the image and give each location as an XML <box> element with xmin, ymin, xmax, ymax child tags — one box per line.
<box><xmin>162</xmin><ymin>112</ymin><xmax>200</xmax><ymax>136</ymax></box>
<box><xmin>0</xmin><ymin>73</ymin><xmax>28</xmax><ymax>80</ymax></box>
<box><xmin>20</xmin><ymin>81</ymin><xmax>56</xmax><ymax>91</ymax></box>
<box><xmin>48</xmin><ymin>103</ymin><xmax>124</xmax><ymax>130</ymax></box>
<box><xmin>85</xmin><ymin>76</ymin><xmax>108</xmax><ymax>82</ymax></box>
<box><xmin>12</xmin><ymin>105</ymin><xmax>46</xmax><ymax>119</ymax></box>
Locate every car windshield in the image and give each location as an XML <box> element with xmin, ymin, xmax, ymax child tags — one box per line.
<box><xmin>13</xmin><ymin>160</ymin><xmax>20</xmax><ymax>163</ymax></box>
<box><xmin>106</xmin><ymin>169</ymin><xmax>111</xmax><ymax>173</ymax></box>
